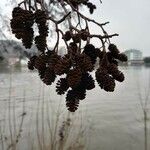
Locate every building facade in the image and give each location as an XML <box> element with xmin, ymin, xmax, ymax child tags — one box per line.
<box><xmin>124</xmin><ymin>49</ymin><xmax>143</xmax><ymax>65</ymax></box>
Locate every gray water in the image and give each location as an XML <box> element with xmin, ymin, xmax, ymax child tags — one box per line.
<box><xmin>0</xmin><ymin>66</ymin><xmax>150</xmax><ymax>150</ymax></box>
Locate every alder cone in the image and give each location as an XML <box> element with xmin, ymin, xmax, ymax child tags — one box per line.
<box><xmin>95</xmin><ymin>67</ymin><xmax>107</xmax><ymax>89</ymax></box>
<box><xmin>22</xmin><ymin>29</ymin><xmax>34</xmax><ymax>49</ymax></box>
<box><xmin>48</xmin><ymin>53</ymin><xmax>61</xmax><ymax>70</ymax></box>
<box><xmin>113</xmin><ymin>71</ymin><xmax>125</xmax><ymax>82</ymax></box>
<box><xmin>106</xmin><ymin>51</ymin><xmax>119</xmax><ymax>65</ymax></box>
<box><xmin>106</xmin><ymin>52</ymin><xmax>114</xmax><ymax>64</ymax></box>
<box><xmin>42</xmin><ymin>67</ymin><xmax>56</xmax><ymax>85</ymax></box>
<box><xmin>27</xmin><ymin>55</ymin><xmax>37</xmax><ymax>70</ymax></box>
<box><xmin>108</xmin><ymin>44</ymin><xmax>120</xmax><ymax>54</ymax></box>
<box><xmin>100</xmin><ymin>53</ymin><xmax>109</xmax><ymax>70</ymax></box>
<box><xmin>11</xmin><ymin>7</ymin><xmax>34</xmax><ymax>49</ymax></box>
<box><xmin>105</xmin><ymin>51</ymin><xmax>118</xmax><ymax>62</ymax></box>
<box><xmin>72</xmin><ymin>34</ymin><xmax>81</xmax><ymax>43</ymax></box>
<box><xmin>66</xmin><ymin>90</ymin><xmax>80</xmax><ymax>112</ymax></box>
<box><xmin>85</xmin><ymin>2</ymin><xmax>96</xmax><ymax>14</ymax></box>
<box><xmin>75</xmin><ymin>53</ymin><xmax>94</xmax><ymax>72</ymax></box>
<box><xmin>95</xmin><ymin>48</ymin><xmax>103</xmax><ymax>59</ymax></box>
<box><xmin>28</xmin><ymin>61</ymin><xmax>34</xmax><ymax>70</ymax></box>
<box><xmin>64</xmin><ymin>31</ymin><xmax>72</xmax><ymax>41</ymax></box>
<box><xmin>103</xmin><ymin>75</ymin><xmax>115</xmax><ymax>92</ymax></box>
<box><xmin>81</xmin><ymin>73</ymin><xmax>95</xmax><ymax>90</ymax></box>
<box><xmin>67</xmin><ymin>68</ymin><xmax>82</xmax><ymax>88</ymax></box>
<box><xmin>35</xmin><ymin>9</ymin><xmax>47</xmax><ymax>25</ymax></box>
<box><xmin>54</xmin><ymin>56</ymin><xmax>71</xmax><ymax>75</ymax></box>
<box><xmin>108</xmin><ymin>64</ymin><xmax>125</xmax><ymax>82</ymax></box>
<box><xmin>11</xmin><ymin>17</ymin><xmax>25</xmax><ymax>31</ymax></box>
<box><xmin>72</xmin><ymin>86</ymin><xmax>86</xmax><ymax>100</ymax></box>
<box><xmin>34</xmin><ymin>55</ymin><xmax>47</xmax><ymax>70</ymax></box>
<box><xmin>56</xmin><ymin>78</ymin><xmax>69</xmax><ymax>95</ymax></box>
<box><xmin>68</xmin><ymin>42</ymin><xmax>78</xmax><ymax>56</ymax></box>
<box><xmin>12</xmin><ymin>7</ymin><xmax>24</xmax><ymax>18</ymax></box>
<box><xmin>35</xmin><ymin>35</ymin><xmax>47</xmax><ymax>52</ymax></box>
<box><xmin>38</xmin><ymin>69</ymin><xmax>46</xmax><ymax>80</ymax></box>
<box><xmin>111</xmin><ymin>59</ymin><xmax>119</xmax><ymax>66</ymax></box>
<box><xmin>34</xmin><ymin>9</ymin><xmax>48</xmax><ymax>51</ymax></box>
<box><xmin>107</xmin><ymin>63</ymin><xmax>118</xmax><ymax>73</ymax></box>
<box><xmin>39</xmin><ymin>24</ymin><xmax>49</xmax><ymax>36</ymax></box>
<box><xmin>96</xmin><ymin>68</ymin><xmax>115</xmax><ymax>92</ymax></box>
<box><xmin>83</xmin><ymin>44</ymin><xmax>97</xmax><ymax>64</ymax></box>
<box><xmin>117</xmin><ymin>53</ymin><xmax>128</xmax><ymax>62</ymax></box>
<box><xmin>12</xmin><ymin>7</ymin><xmax>34</xmax><ymax>25</ymax></box>
<box><xmin>80</xmin><ymin>29</ymin><xmax>89</xmax><ymax>41</ymax></box>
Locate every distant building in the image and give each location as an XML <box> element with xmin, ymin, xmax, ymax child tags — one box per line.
<box><xmin>124</xmin><ymin>49</ymin><xmax>144</xmax><ymax>65</ymax></box>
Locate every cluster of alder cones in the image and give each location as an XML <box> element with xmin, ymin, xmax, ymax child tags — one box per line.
<box><xmin>10</xmin><ymin>6</ymin><xmax>127</xmax><ymax>112</ymax></box>
<box><xmin>10</xmin><ymin>7</ymin><xmax>48</xmax><ymax>52</ymax></box>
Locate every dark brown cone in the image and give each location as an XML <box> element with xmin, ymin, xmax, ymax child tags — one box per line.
<box><xmin>42</xmin><ymin>67</ymin><xmax>56</xmax><ymax>85</ymax></box>
<box><xmin>48</xmin><ymin>53</ymin><xmax>61</xmax><ymax>70</ymax></box>
<box><xmin>106</xmin><ymin>52</ymin><xmax>113</xmax><ymax>62</ymax></box>
<box><xmin>38</xmin><ymin>68</ymin><xmax>46</xmax><ymax>80</ymax></box>
<box><xmin>68</xmin><ymin>42</ymin><xmax>78</xmax><ymax>56</ymax></box>
<box><xmin>107</xmin><ymin>63</ymin><xmax>118</xmax><ymax>73</ymax></box>
<box><xmin>108</xmin><ymin>44</ymin><xmax>120</xmax><ymax>54</ymax></box>
<box><xmin>63</xmin><ymin>31</ymin><xmax>72</xmax><ymax>41</ymax></box>
<box><xmin>34</xmin><ymin>55</ymin><xmax>47</xmax><ymax>70</ymax></box>
<box><xmin>66</xmin><ymin>90</ymin><xmax>80</xmax><ymax>112</ymax></box>
<box><xmin>11</xmin><ymin>8</ymin><xmax>34</xmax><ymax>48</ymax></box>
<box><xmin>80</xmin><ymin>29</ymin><xmax>89</xmax><ymax>41</ymax></box>
<box><xmin>113</xmin><ymin>71</ymin><xmax>125</xmax><ymax>82</ymax></box>
<box><xmin>75</xmin><ymin>53</ymin><xmax>94</xmax><ymax>72</ymax></box>
<box><xmin>54</xmin><ymin>56</ymin><xmax>71</xmax><ymax>75</ymax></box>
<box><xmin>27</xmin><ymin>55</ymin><xmax>37</xmax><ymax>70</ymax></box>
<box><xmin>95</xmin><ymin>48</ymin><xmax>103</xmax><ymax>59</ymax></box>
<box><xmin>95</xmin><ymin>67</ymin><xmax>107</xmax><ymax>89</ymax></box>
<box><xmin>35</xmin><ymin>9</ymin><xmax>47</xmax><ymax>25</ymax></box>
<box><xmin>85</xmin><ymin>2</ymin><xmax>96</xmax><ymax>14</ymax></box>
<box><xmin>35</xmin><ymin>35</ymin><xmax>47</xmax><ymax>52</ymax></box>
<box><xmin>111</xmin><ymin>59</ymin><xmax>118</xmax><ymax>66</ymax></box>
<box><xmin>67</xmin><ymin>68</ymin><xmax>82</xmax><ymax>88</ymax></box>
<box><xmin>107</xmin><ymin>64</ymin><xmax>125</xmax><ymax>82</ymax></box>
<box><xmin>103</xmin><ymin>75</ymin><xmax>115</xmax><ymax>92</ymax></box>
<box><xmin>12</xmin><ymin>7</ymin><xmax>24</xmax><ymax>18</ymax></box>
<box><xmin>72</xmin><ymin>34</ymin><xmax>81</xmax><ymax>43</ymax></box>
<box><xmin>72</xmin><ymin>86</ymin><xmax>86</xmax><ymax>100</ymax></box>
<box><xmin>22</xmin><ymin>29</ymin><xmax>34</xmax><ymax>49</ymax></box>
<box><xmin>81</xmin><ymin>73</ymin><xmax>95</xmax><ymax>90</ymax></box>
<box><xmin>100</xmin><ymin>52</ymin><xmax>109</xmax><ymax>69</ymax></box>
<box><xmin>38</xmin><ymin>24</ymin><xmax>48</xmax><ymax>35</ymax></box>
<box><xmin>11</xmin><ymin>17</ymin><xmax>25</xmax><ymax>31</ymax></box>
<box><xmin>96</xmin><ymin>67</ymin><xmax>115</xmax><ymax>92</ymax></box>
<box><xmin>28</xmin><ymin>61</ymin><xmax>34</xmax><ymax>70</ymax></box>
<box><xmin>117</xmin><ymin>53</ymin><xmax>128</xmax><ymax>62</ymax></box>
<box><xmin>56</xmin><ymin>78</ymin><xmax>69</xmax><ymax>95</ymax></box>
<box><xmin>11</xmin><ymin>9</ymin><xmax>34</xmax><ymax>27</ymax></box>
<box><xmin>34</xmin><ymin>10</ymin><xmax>48</xmax><ymax>51</ymax></box>
<box><xmin>106</xmin><ymin>52</ymin><xmax>119</xmax><ymax>66</ymax></box>
<box><xmin>83</xmin><ymin>44</ymin><xmax>97</xmax><ymax>64</ymax></box>
<box><xmin>35</xmin><ymin>9</ymin><xmax>47</xmax><ymax>35</ymax></box>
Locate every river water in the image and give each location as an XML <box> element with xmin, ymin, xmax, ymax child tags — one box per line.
<box><xmin>0</xmin><ymin>66</ymin><xmax>150</xmax><ymax>150</ymax></box>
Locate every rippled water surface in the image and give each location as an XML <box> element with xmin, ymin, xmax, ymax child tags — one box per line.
<box><xmin>0</xmin><ymin>66</ymin><xmax>150</xmax><ymax>150</ymax></box>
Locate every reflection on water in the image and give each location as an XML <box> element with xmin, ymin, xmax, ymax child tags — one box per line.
<box><xmin>0</xmin><ymin>66</ymin><xmax>150</xmax><ymax>150</ymax></box>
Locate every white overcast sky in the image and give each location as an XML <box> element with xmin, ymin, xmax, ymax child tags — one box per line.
<box><xmin>0</xmin><ymin>0</ymin><xmax>150</xmax><ymax>56</ymax></box>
